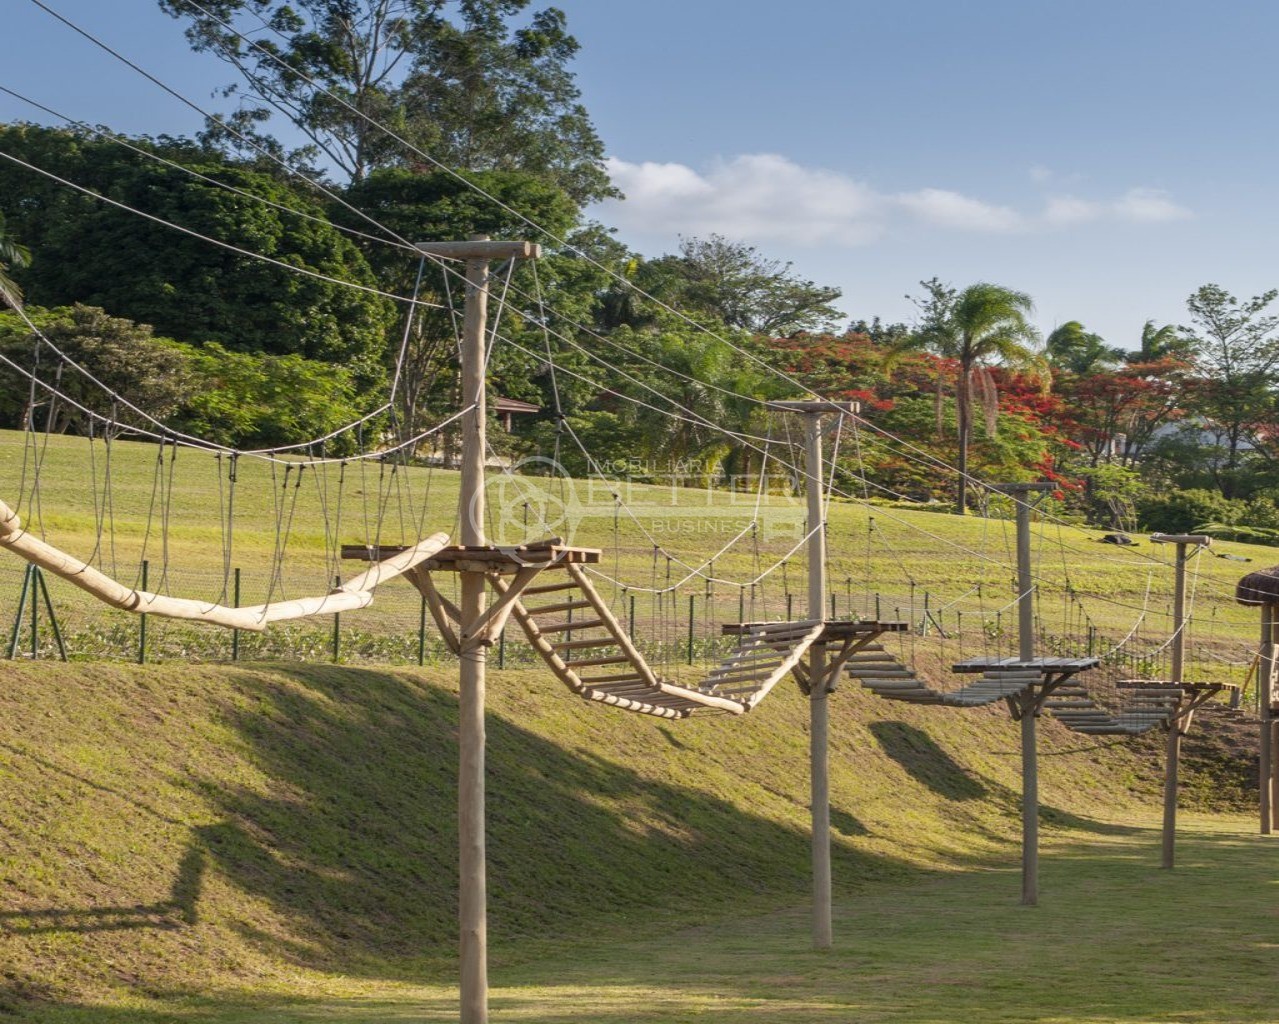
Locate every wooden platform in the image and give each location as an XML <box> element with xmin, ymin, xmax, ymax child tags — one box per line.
<box><xmin>851</xmin><ymin>650</ymin><xmax>1044</xmax><ymax>708</ymax></box>
<box><xmin>953</xmin><ymin>656</ymin><xmax>1101</xmax><ymax>674</ymax></box>
<box><xmin>722</xmin><ymin>619</ymin><xmax>908</xmax><ymax>639</ymax></box>
<box><xmin>1040</xmin><ymin>678</ymin><xmax>1238</xmax><ymax>737</ymax></box>
<box><xmin>343</xmin><ymin>539</ymin><xmax>601</xmax><ymax>574</ymax></box>
<box><xmin>1117</xmin><ymin>679</ymin><xmax>1240</xmax><ymax>695</ymax></box>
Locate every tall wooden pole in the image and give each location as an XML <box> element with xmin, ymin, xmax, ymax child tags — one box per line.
<box><xmin>1013</xmin><ymin>491</ymin><xmax>1038</xmax><ymax>907</ymax></box>
<box><xmin>457</xmin><ymin>246</ymin><xmax>490</xmax><ymax>1024</ymax></box>
<box><xmin>1261</xmin><ymin>603</ymin><xmax>1275</xmax><ymax>836</ymax></box>
<box><xmin>417</xmin><ymin>237</ymin><xmax>539</xmax><ymax>1024</ymax></box>
<box><xmin>804</xmin><ymin>412</ymin><xmax>831</xmax><ymax>950</ymax></box>
<box><xmin>1161</xmin><ymin>541</ymin><xmax>1188</xmax><ymax>867</ymax></box>
<box><xmin>1153</xmin><ymin>535</ymin><xmax>1209</xmax><ymax>868</ymax></box>
<box><xmin>989</xmin><ymin>482</ymin><xmax>1052</xmax><ymax>907</ymax></box>
<box><xmin>768</xmin><ymin>400</ymin><xmax>856</xmax><ymax>949</ymax></box>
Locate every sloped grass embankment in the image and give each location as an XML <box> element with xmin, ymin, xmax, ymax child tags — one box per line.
<box><xmin>0</xmin><ymin>655</ymin><xmax>1258</xmax><ymax>1020</ymax></box>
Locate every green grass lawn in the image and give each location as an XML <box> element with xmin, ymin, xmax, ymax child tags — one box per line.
<box><xmin>0</xmin><ymin>659</ymin><xmax>1268</xmax><ymax>1022</ymax></box>
<box><xmin>0</xmin><ymin>428</ymin><xmax>1268</xmax><ymax>690</ymax></box>
<box><xmin>0</xmin><ymin>433</ymin><xmax>1273</xmax><ymax>1022</ymax></box>
<box><xmin>16</xmin><ymin>815</ymin><xmax>1277</xmax><ymax>1023</ymax></box>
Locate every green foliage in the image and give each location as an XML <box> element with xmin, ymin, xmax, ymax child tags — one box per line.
<box><xmin>0</xmin><ymin>209</ymin><xmax>30</xmax><ymax>309</ymax></box>
<box><xmin>338</xmin><ymin>166</ymin><xmax>592</xmax><ymax>444</ymax></box>
<box><xmin>0</xmin><ymin>304</ymin><xmax>192</xmax><ymax>434</ymax></box>
<box><xmin>635</xmin><ymin>234</ymin><xmax>845</xmax><ymax>336</ymax></box>
<box><xmin>1044</xmin><ymin>320</ymin><xmax>1122</xmax><ymax>374</ymax></box>
<box><xmin>0</xmin><ymin>305</ymin><xmax>372</xmax><ymax>451</ymax></box>
<box><xmin>159</xmin><ymin>0</ymin><xmax>614</xmax><ymax>202</ymax></box>
<box><xmin>1075</xmin><ymin>462</ymin><xmax>1147</xmax><ymax>530</ymax></box>
<box><xmin>894</xmin><ymin>279</ymin><xmax>1043</xmax><ymax>513</ymax></box>
<box><xmin>0</xmin><ymin>125</ymin><xmax>394</xmax><ymax>386</ymax></box>
<box><xmin>1135</xmin><ymin>487</ymin><xmax>1268</xmax><ymax>536</ymax></box>
<box><xmin>1126</xmin><ymin>318</ymin><xmax>1191</xmax><ymax>363</ymax></box>
<box><xmin>1180</xmin><ymin>283</ymin><xmax>1279</xmax><ymax>497</ymax></box>
<box><xmin>171</xmin><ymin>341</ymin><xmax>369</xmax><ymax>452</ymax></box>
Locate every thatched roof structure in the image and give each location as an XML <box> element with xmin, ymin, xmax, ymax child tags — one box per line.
<box><xmin>1236</xmin><ymin>566</ymin><xmax>1279</xmax><ymax>605</ymax></box>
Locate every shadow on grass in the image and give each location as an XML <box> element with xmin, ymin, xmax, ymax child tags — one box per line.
<box><xmin>865</xmin><ymin>717</ymin><xmax>1146</xmax><ymax>844</ymax></box>
<box><xmin>0</xmin><ymin>843</ymin><xmax>205</xmax><ymax>935</ymax></box>
<box><xmin>869</xmin><ymin>721</ymin><xmax>987</xmax><ymax>801</ymax></box>
<box><xmin>193</xmin><ymin>666</ymin><xmax>911</xmax><ymax>979</ymax></box>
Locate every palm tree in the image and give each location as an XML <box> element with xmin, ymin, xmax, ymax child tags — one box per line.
<box><xmin>0</xmin><ymin>212</ymin><xmax>30</xmax><ymax>309</ymax></box>
<box><xmin>1045</xmin><ymin>321</ymin><xmax>1123</xmax><ymax>374</ymax></box>
<box><xmin>1125</xmin><ymin>319</ymin><xmax>1190</xmax><ymax>364</ymax></box>
<box><xmin>893</xmin><ymin>280</ymin><xmax>1042</xmax><ymax>514</ymax></box>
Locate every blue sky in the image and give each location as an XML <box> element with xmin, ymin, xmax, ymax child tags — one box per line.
<box><xmin>4</xmin><ymin>0</ymin><xmax>1279</xmax><ymax>345</ymax></box>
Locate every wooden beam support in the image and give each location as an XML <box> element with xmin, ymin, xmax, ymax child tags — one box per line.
<box><xmin>407</xmin><ymin>567</ymin><xmax>463</xmax><ymax>654</ymax></box>
<box><xmin>0</xmin><ymin>499</ymin><xmax>448</xmax><ymax>633</ymax></box>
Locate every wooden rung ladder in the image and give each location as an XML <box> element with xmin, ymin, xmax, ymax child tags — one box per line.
<box><xmin>702</xmin><ymin>619</ymin><xmax>827</xmax><ymax>708</ymax></box>
<box><xmin>1049</xmin><ymin>689</ymin><xmax>1182</xmax><ymax>735</ymax></box>
<box><xmin>850</xmin><ymin>652</ymin><xmax>1043</xmax><ymax>708</ymax></box>
<box><xmin>942</xmin><ymin>670</ymin><xmax>1041</xmax><ymax>707</ymax></box>
<box><xmin>847</xmin><ymin>646</ymin><xmax>942</xmax><ymax>704</ymax></box>
<box><xmin>495</xmin><ymin>565</ymin><xmax>747</xmax><ymax>719</ymax></box>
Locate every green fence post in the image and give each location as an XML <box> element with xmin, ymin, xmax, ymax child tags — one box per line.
<box><xmin>418</xmin><ymin>591</ymin><xmax>428</xmax><ymax>666</ymax></box>
<box><xmin>138</xmin><ymin>560</ymin><xmax>149</xmax><ymax>665</ymax></box>
<box><xmin>29</xmin><ymin>565</ymin><xmax>38</xmax><ymax>659</ymax></box>
<box><xmin>231</xmin><ymin>567</ymin><xmax>241</xmax><ymax>662</ymax></box>
<box><xmin>687</xmin><ymin>594</ymin><xmax>695</xmax><ymax>665</ymax></box>
<box><xmin>35</xmin><ymin>569</ymin><xmax>67</xmax><ymax>662</ymax></box>
<box><xmin>7</xmin><ymin>564</ymin><xmax>33</xmax><ymax>660</ymax></box>
<box><xmin>332</xmin><ymin>574</ymin><xmax>341</xmax><ymax>663</ymax></box>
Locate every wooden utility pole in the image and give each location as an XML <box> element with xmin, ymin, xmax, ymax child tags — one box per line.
<box><xmin>997</xmin><ymin>482</ymin><xmax>1054</xmax><ymax>907</ymax></box>
<box><xmin>1263</xmin><ymin>604</ymin><xmax>1277</xmax><ymax>835</ymax></box>
<box><xmin>1151</xmin><ymin>533</ymin><xmax>1211</xmax><ymax>868</ymax></box>
<box><xmin>1234</xmin><ymin>566</ymin><xmax>1279</xmax><ymax>835</ymax></box>
<box><xmin>416</xmin><ymin>237</ymin><xmax>540</xmax><ymax>1024</ymax></box>
<box><xmin>769</xmin><ymin>400</ymin><xmax>856</xmax><ymax>950</ymax></box>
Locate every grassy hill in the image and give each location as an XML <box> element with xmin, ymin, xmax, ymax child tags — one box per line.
<box><xmin>0</xmin><ymin>653</ymin><xmax>1255</xmax><ymax>1021</ymax></box>
<box><xmin>0</xmin><ymin>428</ymin><xmax>1273</xmax><ymax>1020</ymax></box>
<box><xmin>0</xmin><ymin>428</ymin><xmax>1271</xmax><ymax>686</ymax></box>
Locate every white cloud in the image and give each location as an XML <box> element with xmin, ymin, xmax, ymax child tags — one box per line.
<box><xmin>604</xmin><ymin>154</ymin><xmax>884</xmax><ymax>245</ymax></box>
<box><xmin>1042</xmin><ymin>188</ymin><xmax>1192</xmax><ymax>227</ymax></box>
<box><xmin>896</xmin><ymin>188</ymin><xmax>1024</xmax><ymax>232</ymax></box>
<box><xmin>1043</xmin><ymin>195</ymin><xmax>1104</xmax><ymax>225</ymax></box>
<box><xmin>598</xmin><ymin>154</ymin><xmax>1191</xmax><ymax>246</ymax></box>
<box><xmin>1113</xmin><ymin>187</ymin><xmax>1193</xmax><ymax>223</ymax></box>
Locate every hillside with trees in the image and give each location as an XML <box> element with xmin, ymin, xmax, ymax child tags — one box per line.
<box><xmin>2</xmin><ymin>1</ymin><xmax>1279</xmax><ymax>542</ymax></box>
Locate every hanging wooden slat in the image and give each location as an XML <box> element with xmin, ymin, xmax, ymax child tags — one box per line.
<box><xmin>0</xmin><ymin>497</ymin><xmax>448</xmax><ymax>632</ymax></box>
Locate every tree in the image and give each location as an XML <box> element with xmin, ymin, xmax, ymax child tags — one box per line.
<box><xmin>1056</xmin><ymin>358</ymin><xmax>1187</xmax><ymax>468</ymax></box>
<box><xmin>174</xmin><ymin>341</ymin><xmax>368</xmax><ymax>450</ymax></box>
<box><xmin>0</xmin><ymin>305</ymin><xmax>193</xmax><ymax>435</ymax></box>
<box><xmin>0</xmin><ymin>125</ymin><xmax>394</xmax><ymax>389</ymax></box>
<box><xmin>1180</xmin><ymin>283</ymin><xmax>1279</xmax><ymax>497</ymax></box>
<box><xmin>0</xmin><ymin>212</ymin><xmax>29</xmax><ymax>310</ymax></box>
<box><xmin>1044</xmin><ymin>320</ymin><xmax>1122</xmax><ymax>375</ymax></box>
<box><xmin>159</xmin><ymin>0</ymin><xmax>614</xmax><ymax>201</ymax></box>
<box><xmin>337</xmin><ymin>166</ymin><xmax>587</xmax><ymax>446</ymax></box>
<box><xmin>1126</xmin><ymin>319</ymin><xmax>1190</xmax><ymax>364</ymax></box>
<box><xmin>634</xmin><ymin>235</ymin><xmax>845</xmax><ymax>336</ymax></box>
<box><xmin>894</xmin><ymin>279</ymin><xmax>1043</xmax><ymax>513</ymax></box>
<box><xmin>398</xmin><ymin>3</ymin><xmax>614</xmax><ymax>204</ymax></box>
